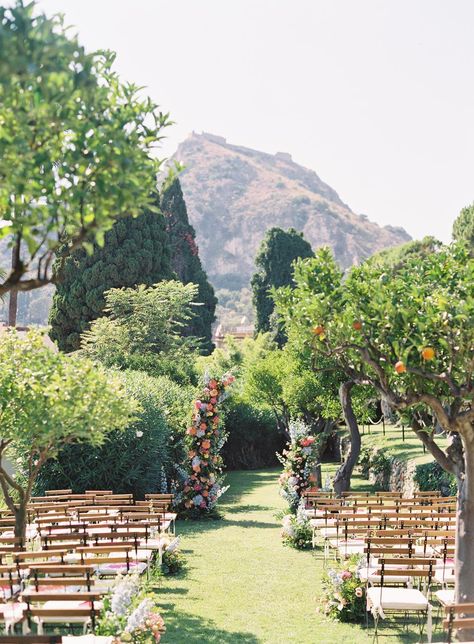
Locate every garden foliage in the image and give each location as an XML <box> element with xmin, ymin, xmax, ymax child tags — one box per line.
<box><xmin>0</xmin><ymin>1</ymin><xmax>170</xmax><ymax>297</ymax></box>
<box><xmin>35</xmin><ymin>370</ymin><xmax>173</xmax><ymax>499</ymax></box>
<box><xmin>50</xmin><ymin>204</ymin><xmax>173</xmax><ymax>352</ymax></box>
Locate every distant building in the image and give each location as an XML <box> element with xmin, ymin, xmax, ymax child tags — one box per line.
<box><xmin>213</xmin><ymin>317</ymin><xmax>254</xmax><ymax>348</ymax></box>
<box><xmin>0</xmin><ymin>324</ymin><xmax>56</xmax><ymax>350</ymax></box>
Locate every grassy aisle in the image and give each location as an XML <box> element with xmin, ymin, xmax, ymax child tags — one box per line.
<box><xmin>157</xmin><ymin>469</ymin><xmax>441</xmax><ymax>643</ymax></box>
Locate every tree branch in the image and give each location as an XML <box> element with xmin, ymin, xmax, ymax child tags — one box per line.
<box><xmin>411</xmin><ymin>417</ymin><xmax>459</xmax><ymax>476</ymax></box>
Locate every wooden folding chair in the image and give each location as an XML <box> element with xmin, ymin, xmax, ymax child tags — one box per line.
<box><xmin>366</xmin><ymin>558</ymin><xmax>435</xmax><ymax>643</ymax></box>
<box><xmin>444</xmin><ymin>602</ymin><xmax>474</xmax><ymax>644</ymax></box>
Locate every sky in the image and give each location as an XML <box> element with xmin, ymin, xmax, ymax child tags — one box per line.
<box><xmin>37</xmin><ymin>0</ymin><xmax>474</xmax><ymax>243</ymax></box>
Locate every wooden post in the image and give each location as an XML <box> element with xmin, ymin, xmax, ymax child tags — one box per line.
<box><xmin>382</xmin><ymin>418</ymin><xmax>386</xmax><ymax>436</ymax></box>
<box><xmin>402</xmin><ymin>424</ymin><xmax>405</xmax><ymax>442</ymax></box>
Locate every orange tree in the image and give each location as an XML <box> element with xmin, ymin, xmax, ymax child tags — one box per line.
<box><xmin>0</xmin><ymin>2</ymin><xmax>170</xmax><ymax>297</ymax></box>
<box><xmin>274</xmin><ymin>243</ymin><xmax>474</xmax><ymax>613</ymax></box>
<box><xmin>0</xmin><ymin>329</ymin><xmax>137</xmax><ymax>541</ymax></box>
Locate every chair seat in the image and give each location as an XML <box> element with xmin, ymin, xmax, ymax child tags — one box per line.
<box><xmin>34</xmin><ymin>600</ymin><xmax>103</xmax><ymax>624</ymax></box>
<box><xmin>319</xmin><ymin>527</ymin><xmax>338</xmax><ymax>538</ymax></box>
<box><xmin>0</xmin><ymin>602</ymin><xmax>26</xmax><ymax>626</ymax></box>
<box><xmin>95</xmin><ymin>561</ymin><xmax>147</xmax><ymax>576</ymax></box>
<box><xmin>359</xmin><ymin>567</ymin><xmax>410</xmax><ymax>584</ymax></box>
<box><xmin>434</xmin><ymin>569</ymin><xmax>455</xmax><ymax>584</ymax></box>
<box><xmin>337</xmin><ymin>543</ymin><xmax>366</xmax><ymax>556</ymax></box>
<box><xmin>367</xmin><ymin>586</ymin><xmax>429</xmax><ymax>611</ymax></box>
<box><xmin>62</xmin><ymin>637</ymin><xmax>114</xmax><ymax>643</ymax></box>
<box><xmin>435</xmin><ymin>589</ymin><xmax>455</xmax><ymax>606</ymax></box>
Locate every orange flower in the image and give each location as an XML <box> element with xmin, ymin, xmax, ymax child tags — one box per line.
<box><xmin>192</xmin><ymin>464</ymin><xmax>201</xmax><ymax>473</ymax></box>
<box><xmin>187</xmin><ymin>427</ymin><xmax>197</xmax><ymax>436</ymax></box>
<box><xmin>201</xmin><ymin>439</ymin><xmax>211</xmax><ymax>449</ymax></box>
<box><xmin>188</xmin><ymin>450</ymin><xmax>196</xmax><ymax>458</ymax></box>
<box><xmin>202</xmin><ymin>490</ymin><xmax>209</xmax><ymax>497</ymax></box>
<box><xmin>200</xmin><ymin>422</ymin><xmax>207</xmax><ymax>430</ymax></box>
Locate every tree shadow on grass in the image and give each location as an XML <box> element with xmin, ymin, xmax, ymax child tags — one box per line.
<box><xmin>160</xmin><ymin>607</ymin><xmax>260</xmax><ymax>643</ymax></box>
<box><xmin>230</xmin><ymin>504</ymin><xmax>273</xmax><ymax>514</ymax></box>
<box><xmin>220</xmin><ymin>469</ymin><xmax>279</xmax><ymax>507</ymax></box>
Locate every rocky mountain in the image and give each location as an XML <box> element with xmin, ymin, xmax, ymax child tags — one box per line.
<box><xmin>1</xmin><ymin>132</ymin><xmax>411</xmax><ymax>328</ymax></box>
<box><xmin>171</xmin><ymin>132</ymin><xmax>411</xmax><ymax>300</ymax></box>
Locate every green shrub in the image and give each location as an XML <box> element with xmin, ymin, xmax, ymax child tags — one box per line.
<box><xmin>221</xmin><ymin>400</ymin><xmax>283</xmax><ymax>469</ymax></box>
<box><xmin>414</xmin><ymin>461</ymin><xmax>457</xmax><ymax>496</ymax></box>
<box><xmin>35</xmin><ymin>371</ymin><xmax>177</xmax><ymax>498</ymax></box>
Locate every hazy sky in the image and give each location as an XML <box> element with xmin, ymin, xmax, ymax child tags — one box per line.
<box><xmin>37</xmin><ymin>0</ymin><xmax>474</xmax><ymax>242</ymax></box>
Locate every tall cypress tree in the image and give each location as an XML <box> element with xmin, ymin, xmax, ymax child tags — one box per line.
<box><xmin>453</xmin><ymin>202</ymin><xmax>474</xmax><ymax>250</ymax></box>
<box><xmin>251</xmin><ymin>227</ymin><xmax>314</xmax><ymax>341</ymax></box>
<box><xmin>49</xmin><ymin>200</ymin><xmax>173</xmax><ymax>352</ymax></box>
<box><xmin>160</xmin><ymin>178</ymin><xmax>217</xmax><ymax>354</ymax></box>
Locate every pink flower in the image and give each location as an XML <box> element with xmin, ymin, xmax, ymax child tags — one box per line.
<box><xmin>341</xmin><ymin>570</ymin><xmax>352</xmax><ymax>580</ymax></box>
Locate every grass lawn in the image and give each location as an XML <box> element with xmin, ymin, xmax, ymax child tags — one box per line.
<box><xmin>343</xmin><ymin>422</ymin><xmax>449</xmax><ymax>466</ymax></box>
<box><xmin>154</xmin><ymin>468</ymin><xmax>445</xmax><ymax>643</ymax></box>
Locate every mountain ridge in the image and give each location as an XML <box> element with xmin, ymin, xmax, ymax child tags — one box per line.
<box><xmin>169</xmin><ymin>132</ymin><xmax>411</xmax><ymax>321</ymax></box>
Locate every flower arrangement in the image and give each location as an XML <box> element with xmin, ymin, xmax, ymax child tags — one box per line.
<box><xmin>161</xmin><ymin>536</ymin><xmax>185</xmax><ymax>575</ymax></box>
<box><xmin>277</xmin><ymin>420</ymin><xmax>320</xmax><ymax>512</ymax></box>
<box><xmin>175</xmin><ymin>373</ymin><xmax>234</xmax><ymax>518</ymax></box>
<box><xmin>320</xmin><ymin>556</ymin><xmax>366</xmax><ymax>623</ymax></box>
<box><xmin>280</xmin><ymin>502</ymin><xmax>313</xmax><ymax>550</ymax></box>
<box><xmin>97</xmin><ymin>574</ymin><xmax>166</xmax><ymax>643</ymax></box>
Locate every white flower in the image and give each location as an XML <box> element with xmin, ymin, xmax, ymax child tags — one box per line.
<box><xmin>166</xmin><ymin>536</ymin><xmax>180</xmax><ymax>553</ymax></box>
<box><xmin>125</xmin><ymin>598</ymin><xmax>154</xmax><ymax>632</ymax></box>
<box><xmin>111</xmin><ymin>573</ymin><xmax>140</xmax><ymax>616</ymax></box>
<box><xmin>136</xmin><ymin>430</ymin><xmax>143</xmax><ymax>438</ymax></box>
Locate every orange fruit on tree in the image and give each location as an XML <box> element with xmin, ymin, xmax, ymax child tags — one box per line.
<box><xmin>395</xmin><ymin>361</ymin><xmax>407</xmax><ymax>374</ymax></box>
<box><xmin>312</xmin><ymin>325</ymin><xmax>324</xmax><ymax>335</ymax></box>
<box><xmin>421</xmin><ymin>347</ymin><xmax>435</xmax><ymax>361</ymax></box>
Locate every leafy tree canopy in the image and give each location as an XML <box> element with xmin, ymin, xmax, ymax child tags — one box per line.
<box><xmin>80</xmin><ymin>280</ymin><xmax>201</xmax><ymax>384</ymax></box>
<box><xmin>274</xmin><ymin>244</ymin><xmax>474</xmax><ymax>602</ymax></box>
<box><xmin>0</xmin><ymin>1</ymin><xmax>170</xmax><ymax>296</ymax></box>
<box><xmin>0</xmin><ymin>328</ymin><xmax>136</xmax><ymax>537</ymax></box>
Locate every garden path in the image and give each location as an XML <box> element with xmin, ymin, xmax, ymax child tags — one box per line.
<box><xmin>156</xmin><ymin>468</ymin><xmax>372</xmax><ymax>643</ymax></box>
<box><xmin>156</xmin><ymin>468</ymin><xmax>445</xmax><ymax>643</ymax></box>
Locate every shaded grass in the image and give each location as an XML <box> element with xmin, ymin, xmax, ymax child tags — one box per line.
<box><xmin>340</xmin><ymin>422</ymin><xmax>449</xmax><ymax>465</ymax></box>
<box><xmin>155</xmin><ymin>469</ymin><xmax>445</xmax><ymax>643</ymax></box>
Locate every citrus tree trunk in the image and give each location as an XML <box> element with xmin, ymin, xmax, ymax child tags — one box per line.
<box><xmin>14</xmin><ymin>500</ymin><xmax>28</xmax><ymax>545</ymax></box>
<box><xmin>456</xmin><ymin>432</ymin><xmax>474</xmax><ymax>641</ymax></box>
<box><xmin>333</xmin><ymin>381</ymin><xmax>361</xmax><ymax>496</ymax></box>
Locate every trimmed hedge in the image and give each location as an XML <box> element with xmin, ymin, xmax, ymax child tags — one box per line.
<box><xmin>222</xmin><ymin>400</ymin><xmax>284</xmax><ymax>469</ymax></box>
<box><xmin>34</xmin><ymin>371</ymin><xmax>193</xmax><ymax>498</ymax></box>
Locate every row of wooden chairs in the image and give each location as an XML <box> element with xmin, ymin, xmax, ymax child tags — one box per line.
<box><xmin>0</xmin><ymin>488</ymin><xmax>176</xmax><ymax>637</ymax></box>
<box><xmin>304</xmin><ymin>490</ymin><xmax>458</xmax><ymax>642</ymax></box>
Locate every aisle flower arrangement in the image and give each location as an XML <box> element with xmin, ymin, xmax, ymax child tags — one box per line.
<box><xmin>320</xmin><ymin>556</ymin><xmax>366</xmax><ymax>623</ymax></box>
<box><xmin>280</xmin><ymin>502</ymin><xmax>313</xmax><ymax>549</ymax></box>
<box><xmin>97</xmin><ymin>574</ymin><xmax>166</xmax><ymax>642</ymax></box>
<box><xmin>277</xmin><ymin>420</ymin><xmax>320</xmax><ymax>512</ymax></box>
<box><xmin>175</xmin><ymin>373</ymin><xmax>234</xmax><ymax>518</ymax></box>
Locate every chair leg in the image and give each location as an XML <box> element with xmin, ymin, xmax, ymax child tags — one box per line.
<box><xmin>372</xmin><ymin>611</ymin><xmax>379</xmax><ymax>644</ymax></box>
